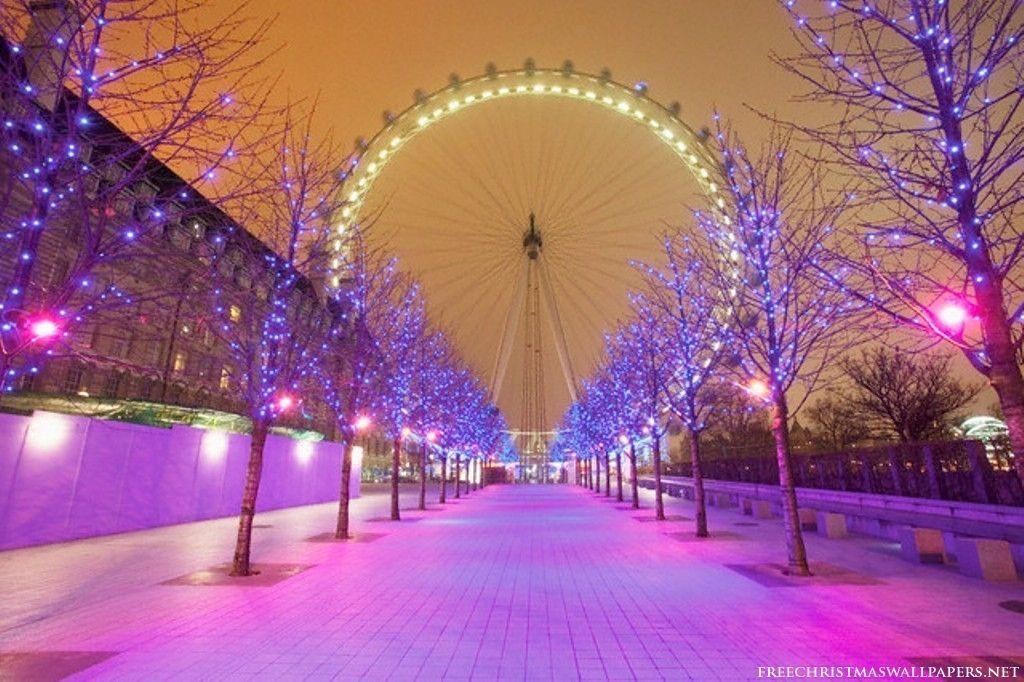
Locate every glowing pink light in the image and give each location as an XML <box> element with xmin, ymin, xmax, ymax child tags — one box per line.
<box><xmin>618</xmin><ymin>434</ymin><xmax>628</xmax><ymax>445</ymax></box>
<box><xmin>29</xmin><ymin>317</ymin><xmax>59</xmax><ymax>340</ymax></box>
<box><xmin>354</xmin><ymin>415</ymin><xmax>372</xmax><ymax>432</ymax></box>
<box><xmin>746</xmin><ymin>379</ymin><xmax>769</xmax><ymax>399</ymax></box>
<box><xmin>400</xmin><ymin>426</ymin><xmax>412</xmax><ymax>438</ymax></box>
<box><xmin>937</xmin><ymin>302</ymin><xmax>967</xmax><ymax>329</ymax></box>
<box><xmin>274</xmin><ymin>393</ymin><xmax>296</xmax><ymax>412</ymax></box>
<box><xmin>426</xmin><ymin>430</ymin><xmax>438</xmax><ymax>443</ymax></box>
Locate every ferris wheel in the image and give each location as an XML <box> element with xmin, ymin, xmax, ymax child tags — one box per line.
<box><xmin>332</xmin><ymin>61</ymin><xmax>725</xmax><ymax>467</ymax></box>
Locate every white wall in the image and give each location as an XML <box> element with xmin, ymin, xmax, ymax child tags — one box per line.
<box><xmin>0</xmin><ymin>411</ymin><xmax>360</xmax><ymax>550</ymax></box>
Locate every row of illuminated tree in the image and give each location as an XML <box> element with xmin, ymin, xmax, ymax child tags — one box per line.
<box><xmin>0</xmin><ymin>1</ymin><xmax>511</xmax><ymax>577</ymax></box>
<box><xmin>554</xmin><ymin>0</ymin><xmax>1024</xmax><ymax>577</ymax></box>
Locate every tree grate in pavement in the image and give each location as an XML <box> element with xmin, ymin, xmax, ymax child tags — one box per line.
<box><xmin>305</xmin><ymin>532</ymin><xmax>388</xmax><ymax>543</ymax></box>
<box><xmin>998</xmin><ymin>601</ymin><xmax>1024</xmax><ymax>615</ymax></box>
<box><xmin>161</xmin><ymin>563</ymin><xmax>314</xmax><ymax>587</ymax></box>
<box><xmin>0</xmin><ymin>651</ymin><xmax>118</xmax><ymax>679</ymax></box>
<box><xmin>734</xmin><ymin>522</ymin><xmax>759</xmax><ymax>527</ymax></box>
<box><xmin>634</xmin><ymin>515</ymin><xmax>691</xmax><ymax>522</ymax></box>
<box><xmin>665</xmin><ymin>530</ymin><xmax>746</xmax><ymax>542</ymax></box>
<box><xmin>366</xmin><ymin>516</ymin><xmax>426</xmax><ymax>523</ymax></box>
<box><xmin>724</xmin><ymin>562</ymin><xmax>884</xmax><ymax>587</ymax></box>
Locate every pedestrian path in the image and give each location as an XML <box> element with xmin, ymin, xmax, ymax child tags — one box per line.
<box><xmin>0</xmin><ymin>484</ymin><xmax>1021</xmax><ymax>680</ymax></box>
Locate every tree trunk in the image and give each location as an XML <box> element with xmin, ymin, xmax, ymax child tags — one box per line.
<box><xmin>772</xmin><ymin>393</ymin><xmax>810</xmax><ymax>576</ymax></box>
<box><xmin>455</xmin><ymin>452</ymin><xmax>462</xmax><ymax>498</ymax></box>
<box><xmin>335</xmin><ymin>434</ymin><xmax>354</xmax><ymax>539</ymax></box>
<box><xmin>418</xmin><ymin>447</ymin><xmax>427</xmax><ymax>510</ymax></box>
<box><xmin>942</xmin><ymin>116</ymin><xmax>1024</xmax><ymax>487</ymax></box>
<box><xmin>598</xmin><ymin>450</ymin><xmax>606</xmax><ymax>493</ymax></box>
<box><xmin>231</xmin><ymin>419</ymin><xmax>269</xmax><ymax>576</ymax></box>
<box><xmin>652</xmin><ymin>434</ymin><xmax>665</xmax><ymax>520</ymax></box>
<box><xmin>690</xmin><ymin>429</ymin><xmax>708</xmax><ymax>538</ymax></box>
<box><xmin>440</xmin><ymin>455</ymin><xmax>447</xmax><ymax>503</ymax></box>
<box><xmin>616</xmin><ymin>451</ymin><xmax>623</xmax><ymax>501</ymax></box>
<box><xmin>629</xmin><ymin>441</ymin><xmax>639</xmax><ymax>509</ymax></box>
<box><xmin>391</xmin><ymin>436</ymin><xmax>401</xmax><ymax>521</ymax></box>
<box><xmin>593</xmin><ymin>455</ymin><xmax>600</xmax><ymax>492</ymax></box>
<box><xmin>984</xmin><ymin>328</ymin><xmax>1024</xmax><ymax>486</ymax></box>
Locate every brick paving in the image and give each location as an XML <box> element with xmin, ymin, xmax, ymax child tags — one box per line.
<box><xmin>0</xmin><ymin>484</ymin><xmax>1022</xmax><ymax>680</ymax></box>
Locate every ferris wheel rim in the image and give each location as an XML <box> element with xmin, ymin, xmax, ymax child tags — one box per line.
<box><xmin>328</xmin><ymin>64</ymin><xmax>729</xmax><ymax>288</ymax></box>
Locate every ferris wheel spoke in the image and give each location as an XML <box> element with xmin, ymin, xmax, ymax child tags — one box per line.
<box><xmin>360</xmin><ymin>90</ymin><xmax>703</xmax><ymax>442</ymax></box>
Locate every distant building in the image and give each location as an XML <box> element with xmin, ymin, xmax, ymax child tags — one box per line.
<box><xmin>0</xmin><ymin>13</ymin><xmax>336</xmax><ymax>435</ymax></box>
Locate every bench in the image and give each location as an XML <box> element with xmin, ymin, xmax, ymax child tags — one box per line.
<box><xmin>797</xmin><ymin>508</ymin><xmax>818</xmax><ymax>532</ymax></box>
<box><xmin>899</xmin><ymin>527</ymin><xmax>946</xmax><ymax>564</ymax></box>
<box><xmin>752</xmin><ymin>500</ymin><xmax>773</xmax><ymax>519</ymax></box>
<box><xmin>955</xmin><ymin>538</ymin><xmax>1018</xmax><ymax>582</ymax></box>
<box><xmin>816</xmin><ymin>511</ymin><xmax>847</xmax><ymax>539</ymax></box>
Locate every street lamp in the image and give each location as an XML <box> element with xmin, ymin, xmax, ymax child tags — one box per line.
<box><xmin>937</xmin><ymin>301</ymin><xmax>968</xmax><ymax>330</ymax></box>
<box><xmin>354</xmin><ymin>415</ymin><xmax>373</xmax><ymax>433</ymax></box>
<box><xmin>274</xmin><ymin>392</ymin><xmax>296</xmax><ymax>413</ymax></box>
<box><xmin>745</xmin><ymin>379</ymin><xmax>769</xmax><ymax>399</ymax></box>
<box><xmin>28</xmin><ymin>317</ymin><xmax>59</xmax><ymax>340</ymax></box>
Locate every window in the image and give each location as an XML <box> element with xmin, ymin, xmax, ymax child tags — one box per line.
<box><xmin>107</xmin><ymin>333</ymin><xmax>129</xmax><ymax>358</ymax></box>
<box><xmin>145</xmin><ymin>378</ymin><xmax>161</xmax><ymax>401</ymax></box>
<box><xmin>19</xmin><ymin>372</ymin><xmax>36</xmax><ymax>392</ymax></box>
<box><xmin>102</xmin><ymin>372</ymin><xmax>121</xmax><ymax>398</ymax></box>
<box><xmin>45</xmin><ymin>259</ymin><xmax>69</xmax><ymax>289</ymax></box>
<box><xmin>229</xmin><ymin>305</ymin><xmax>241</xmax><ymax>322</ymax></box>
<box><xmin>169</xmin><ymin>226</ymin><xmax>192</xmax><ymax>251</ymax></box>
<box><xmin>63</xmin><ymin>365</ymin><xmax>84</xmax><ymax>394</ymax></box>
<box><xmin>150</xmin><ymin>341</ymin><xmax>165</xmax><ymax>366</ymax></box>
<box><xmin>219</xmin><ymin>366</ymin><xmax>232</xmax><ymax>390</ymax></box>
<box><xmin>172</xmin><ymin>351</ymin><xmax>187</xmax><ymax>374</ymax></box>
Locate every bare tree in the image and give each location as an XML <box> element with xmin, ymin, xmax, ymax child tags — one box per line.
<box><xmin>318</xmin><ymin>247</ymin><xmax>405</xmax><ymax>539</ymax></box>
<box><xmin>777</xmin><ymin>0</ymin><xmax>1024</xmax><ymax>483</ymax></box>
<box><xmin>0</xmin><ymin>0</ymin><xmax>269</xmax><ymax>393</ymax></box>
<box><xmin>805</xmin><ymin>394</ymin><xmax>870</xmax><ymax>450</ymax></box>
<box><xmin>367</xmin><ymin>279</ymin><xmax>427</xmax><ymax>521</ymax></box>
<box><xmin>636</xmin><ymin>235</ymin><xmax>729</xmax><ymax>536</ymax></box>
<box><xmin>701</xmin><ymin>123</ymin><xmax>862</xmax><ymax>576</ymax></box>
<box><xmin>205</xmin><ymin>108</ymin><xmax>345</xmax><ymax>576</ymax></box>
<box><xmin>841</xmin><ymin>347</ymin><xmax>981</xmax><ymax>442</ymax></box>
<box><xmin>621</xmin><ymin>304</ymin><xmax>674</xmax><ymax>520</ymax></box>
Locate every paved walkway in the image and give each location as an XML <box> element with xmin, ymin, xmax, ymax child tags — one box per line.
<box><xmin>0</xmin><ymin>484</ymin><xmax>1022</xmax><ymax>680</ymax></box>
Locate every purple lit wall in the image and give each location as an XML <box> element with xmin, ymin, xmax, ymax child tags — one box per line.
<box><xmin>0</xmin><ymin>411</ymin><xmax>359</xmax><ymax>550</ymax></box>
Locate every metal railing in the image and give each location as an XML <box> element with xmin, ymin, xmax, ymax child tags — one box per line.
<box><xmin>664</xmin><ymin>440</ymin><xmax>1024</xmax><ymax>507</ymax></box>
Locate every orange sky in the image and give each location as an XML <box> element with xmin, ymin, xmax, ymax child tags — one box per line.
<box><xmin>188</xmin><ymin>1</ymin><xmax>992</xmax><ymax>428</ymax></box>
<box><xmin>217</xmin><ymin>0</ymin><xmax>802</xmax><ymax>158</ymax></box>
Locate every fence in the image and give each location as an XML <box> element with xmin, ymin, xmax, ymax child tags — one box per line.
<box><xmin>665</xmin><ymin>439</ymin><xmax>1023</xmax><ymax>507</ymax></box>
